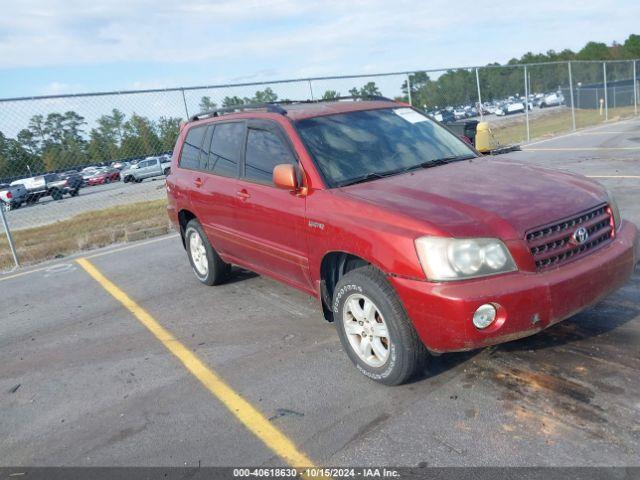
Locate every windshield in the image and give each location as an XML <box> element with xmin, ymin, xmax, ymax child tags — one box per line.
<box><xmin>295</xmin><ymin>107</ymin><xmax>476</xmax><ymax>187</ymax></box>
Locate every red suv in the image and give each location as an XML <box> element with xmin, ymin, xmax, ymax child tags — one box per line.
<box><xmin>166</xmin><ymin>98</ymin><xmax>638</xmax><ymax>385</ymax></box>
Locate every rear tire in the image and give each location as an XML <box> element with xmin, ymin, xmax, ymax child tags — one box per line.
<box><xmin>185</xmin><ymin>219</ymin><xmax>230</xmax><ymax>286</ymax></box>
<box><xmin>51</xmin><ymin>189</ymin><xmax>63</xmax><ymax>201</ymax></box>
<box><xmin>70</xmin><ymin>189</ymin><xmax>79</xmax><ymax>197</ymax></box>
<box><xmin>333</xmin><ymin>265</ymin><xmax>428</xmax><ymax>385</ymax></box>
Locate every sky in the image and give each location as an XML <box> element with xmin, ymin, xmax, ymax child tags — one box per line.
<box><xmin>0</xmin><ymin>0</ymin><xmax>639</xmax><ymax>100</ymax></box>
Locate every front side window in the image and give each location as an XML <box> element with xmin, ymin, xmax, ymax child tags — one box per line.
<box><xmin>244</xmin><ymin>129</ymin><xmax>296</xmax><ymax>184</ymax></box>
<box><xmin>180</xmin><ymin>126</ymin><xmax>206</xmax><ymax>170</ymax></box>
<box><xmin>295</xmin><ymin>107</ymin><xmax>477</xmax><ymax>187</ymax></box>
<box><xmin>207</xmin><ymin>122</ymin><xmax>243</xmax><ymax>177</ymax></box>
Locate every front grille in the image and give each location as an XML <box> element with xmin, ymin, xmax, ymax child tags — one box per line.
<box><xmin>526</xmin><ymin>204</ymin><xmax>614</xmax><ymax>270</ymax></box>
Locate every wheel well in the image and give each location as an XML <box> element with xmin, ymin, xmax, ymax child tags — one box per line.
<box><xmin>319</xmin><ymin>252</ymin><xmax>370</xmax><ymax>322</ymax></box>
<box><xmin>178</xmin><ymin>209</ymin><xmax>197</xmax><ymax>248</ymax></box>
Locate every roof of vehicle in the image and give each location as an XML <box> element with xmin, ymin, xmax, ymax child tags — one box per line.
<box><xmin>282</xmin><ymin>100</ymin><xmax>400</xmax><ymax>121</ymax></box>
<box><xmin>188</xmin><ymin>97</ymin><xmax>404</xmax><ymax>124</ymax></box>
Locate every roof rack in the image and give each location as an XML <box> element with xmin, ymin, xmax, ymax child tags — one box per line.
<box><xmin>190</xmin><ymin>103</ymin><xmax>287</xmax><ymax>121</ymax></box>
<box><xmin>189</xmin><ymin>95</ymin><xmax>396</xmax><ymax>121</ymax></box>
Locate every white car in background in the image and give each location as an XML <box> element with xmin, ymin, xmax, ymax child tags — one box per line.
<box><xmin>453</xmin><ymin>108</ymin><xmax>467</xmax><ymax>120</ymax></box>
<box><xmin>540</xmin><ymin>92</ymin><xmax>564</xmax><ymax>108</ymax></box>
<box><xmin>496</xmin><ymin>101</ymin><xmax>526</xmax><ymax>116</ymax></box>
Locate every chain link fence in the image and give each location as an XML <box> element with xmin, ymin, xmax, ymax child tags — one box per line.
<box><xmin>1</xmin><ymin>60</ymin><xmax>639</xmax><ymax>272</ymax></box>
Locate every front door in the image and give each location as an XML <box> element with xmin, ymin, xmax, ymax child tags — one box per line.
<box><xmin>233</xmin><ymin>120</ymin><xmax>311</xmax><ymax>292</ymax></box>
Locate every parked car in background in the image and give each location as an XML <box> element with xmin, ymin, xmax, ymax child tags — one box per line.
<box><xmin>126</xmin><ymin>156</ymin><xmax>171</xmax><ymax>183</ymax></box>
<box><xmin>47</xmin><ymin>172</ymin><xmax>82</xmax><ymax>199</ymax></box>
<box><xmin>453</xmin><ymin>108</ymin><xmax>467</xmax><ymax>120</ymax></box>
<box><xmin>111</xmin><ymin>160</ymin><xmax>136</xmax><ymax>170</ymax></box>
<box><xmin>428</xmin><ymin>109</ymin><xmax>456</xmax><ymax>124</ymax></box>
<box><xmin>86</xmin><ymin>167</ymin><xmax>121</xmax><ymax>186</ymax></box>
<box><xmin>81</xmin><ymin>167</ymin><xmax>99</xmax><ymax>185</ymax></box>
<box><xmin>540</xmin><ymin>92</ymin><xmax>564</xmax><ymax>108</ymax></box>
<box><xmin>496</xmin><ymin>101</ymin><xmax>525</xmax><ymax>116</ymax></box>
<box><xmin>166</xmin><ymin>98</ymin><xmax>638</xmax><ymax>385</ymax></box>
<box><xmin>9</xmin><ymin>172</ymin><xmax>80</xmax><ymax>203</ymax></box>
<box><xmin>0</xmin><ymin>183</ymin><xmax>28</xmax><ymax>210</ymax></box>
<box><xmin>11</xmin><ymin>175</ymin><xmax>47</xmax><ymax>203</ymax></box>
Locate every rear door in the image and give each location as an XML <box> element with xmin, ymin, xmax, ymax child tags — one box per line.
<box><xmin>233</xmin><ymin>119</ymin><xmax>312</xmax><ymax>291</ymax></box>
<box><xmin>184</xmin><ymin>121</ymin><xmax>245</xmax><ymax>258</ymax></box>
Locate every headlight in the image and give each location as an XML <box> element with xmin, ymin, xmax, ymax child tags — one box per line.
<box><xmin>606</xmin><ymin>189</ymin><xmax>621</xmax><ymax>231</ymax></box>
<box><xmin>415</xmin><ymin>237</ymin><xmax>517</xmax><ymax>281</ymax></box>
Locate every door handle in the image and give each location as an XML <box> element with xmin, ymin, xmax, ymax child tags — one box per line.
<box><xmin>236</xmin><ymin>189</ymin><xmax>251</xmax><ymax>200</ymax></box>
<box><xmin>193</xmin><ymin>177</ymin><xmax>203</xmax><ymax>187</ymax></box>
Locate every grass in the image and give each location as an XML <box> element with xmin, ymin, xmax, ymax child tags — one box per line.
<box><xmin>0</xmin><ymin>199</ymin><xmax>172</xmax><ymax>271</ymax></box>
<box><xmin>490</xmin><ymin>106</ymin><xmax>638</xmax><ymax>146</ymax></box>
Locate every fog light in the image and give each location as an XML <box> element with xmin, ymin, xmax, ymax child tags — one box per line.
<box><xmin>473</xmin><ymin>304</ymin><xmax>497</xmax><ymax>329</ymax></box>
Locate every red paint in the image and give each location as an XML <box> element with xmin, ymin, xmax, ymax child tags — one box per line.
<box><xmin>87</xmin><ymin>170</ymin><xmax>120</xmax><ymax>186</ymax></box>
<box><xmin>166</xmin><ymin>102</ymin><xmax>639</xmax><ymax>352</ymax></box>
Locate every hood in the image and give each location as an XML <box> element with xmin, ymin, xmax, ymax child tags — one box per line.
<box><xmin>339</xmin><ymin>157</ymin><xmax>607</xmax><ymax>239</ymax></box>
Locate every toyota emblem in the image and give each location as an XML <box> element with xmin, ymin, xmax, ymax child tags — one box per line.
<box><xmin>571</xmin><ymin>226</ymin><xmax>589</xmax><ymax>245</ymax></box>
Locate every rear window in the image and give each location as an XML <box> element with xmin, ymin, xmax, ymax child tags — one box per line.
<box><xmin>180</xmin><ymin>126</ymin><xmax>206</xmax><ymax>170</ymax></box>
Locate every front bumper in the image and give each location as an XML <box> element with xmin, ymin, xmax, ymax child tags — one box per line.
<box><xmin>390</xmin><ymin>220</ymin><xmax>639</xmax><ymax>353</ymax></box>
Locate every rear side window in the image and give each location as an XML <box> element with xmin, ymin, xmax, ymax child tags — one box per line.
<box><xmin>244</xmin><ymin>128</ymin><xmax>296</xmax><ymax>184</ymax></box>
<box><xmin>207</xmin><ymin>122</ymin><xmax>243</xmax><ymax>177</ymax></box>
<box><xmin>180</xmin><ymin>126</ymin><xmax>206</xmax><ymax>170</ymax></box>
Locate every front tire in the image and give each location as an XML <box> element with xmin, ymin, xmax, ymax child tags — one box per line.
<box><xmin>333</xmin><ymin>266</ymin><xmax>427</xmax><ymax>385</ymax></box>
<box><xmin>185</xmin><ymin>219</ymin><xmax>230</xmax><ymax>286</ymax></box>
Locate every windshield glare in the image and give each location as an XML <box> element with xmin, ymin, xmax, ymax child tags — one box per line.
<box><xmin>296</xmin><ymin>107</ymin><xmax>476</xmax><ymax>187</ymax></box>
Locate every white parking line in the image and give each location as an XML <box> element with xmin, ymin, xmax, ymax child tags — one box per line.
<box><xmin>522</xmin><ymin>117</ymin><xmax>640</xmax><ymax>147</ymax></box>
<box><xmin>522</xmin><ymin>146</ymin><xmax>640</xmax><ymax>151</ymax></box>
<box><xmin>0</xmin><ymin>234</ymin><xmax>178</xmax><ymax>283</ymax></box>
<box><xmin>586</xmin><ymin>175</ymin><xmax>640</xmax><ymax>179</ymax></box>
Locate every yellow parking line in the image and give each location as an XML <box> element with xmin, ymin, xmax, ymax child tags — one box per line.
<box><xmin>76</xmin><ymin>257</ymin><xmax>317</xmax><ymax>470</ymax></box>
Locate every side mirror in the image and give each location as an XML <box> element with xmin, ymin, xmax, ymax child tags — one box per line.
<box><xmin>273</xmin><ymin>164</ymin><xmax>298</xmax><ymax>191</ymax></box>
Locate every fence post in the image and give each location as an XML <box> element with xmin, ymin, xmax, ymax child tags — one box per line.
<box><xmin>406</xmin><ymin>73</ymin><xmax>412</xmax><ymax>106</ymax></box>
<box><xmin>181</xmin><ymin>88</ymin><xmax>189</xmax><ymax>118</ymax></box>
<box><xmin>634</xmin><ymin>60</ymin><xmax>638</xmax><ymax>116</ymax></box>
<box><xmin>1</xmin><ymin>205</ymin><xmax>20</xmax><ymax>270</ymax></box>
<box><xmin>567</xmin><ymin>61</ymin><xmax>576</xmax><ymax>131</ymax></box>
<box><xmin>308</xmin><ymin>80</ymin><xmax>315</xmax><ymax>101</ymax></box>
<box><xmin>475</xmin><ymin>67</ymin><xmax>483</xmax><ymax>120</ymax></box>
<box><xmin>603</xmin><ymin>62</ymin><xmax>608</xmax><ymax>121</ymax></box>
<box><xmin>523</xmin><ymin>65</ymin><xmax>530</xmax><ymax>141</ymax></box>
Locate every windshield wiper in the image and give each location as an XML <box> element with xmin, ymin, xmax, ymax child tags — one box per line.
<box><xmin>339</xmin><ymin>169</ymin><xmax>404</xmax><ymax>187</ymax></box>
<box><xmin>339</xmin><ymin>155</ymin><xmax>475</xmax><ymax>187</ymax></box>
<box><xmin>409</xmin><ymin>154</ymin><xmax>476</xmax><ymax>171</ymax></box>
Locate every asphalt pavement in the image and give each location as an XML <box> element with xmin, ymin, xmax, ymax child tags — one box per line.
<box><xmin>1</xmin><ymin>117</ymin><xmax>639</xmax><ymax>468</ymax></box>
